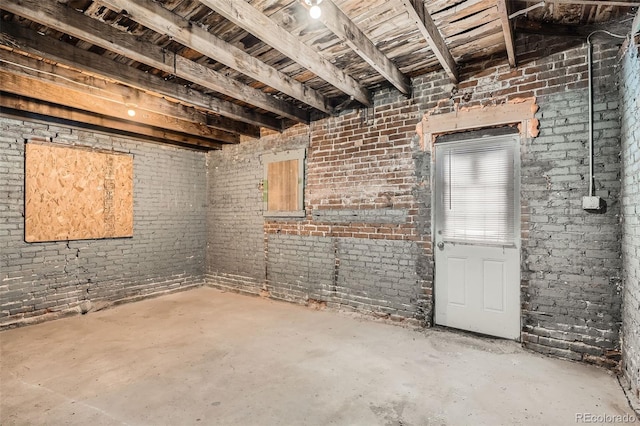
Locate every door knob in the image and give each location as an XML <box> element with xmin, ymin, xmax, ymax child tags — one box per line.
<box><xmin>437</xmin><ymin>241</ymin><xmax>445</xmax><ymax>250</ymax></box>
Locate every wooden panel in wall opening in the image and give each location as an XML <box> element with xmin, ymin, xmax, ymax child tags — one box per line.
<box><xmin>267</xmin><ymin>159</ymin><xmax>299</xmax><ymax>212</ymax></box>
<box><xmin>25</xmin><ymin>142</ymin><xmax>133</xmax><ymax>242</ymax></box>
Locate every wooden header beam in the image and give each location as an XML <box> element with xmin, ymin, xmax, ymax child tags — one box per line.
<box><xmin>0</xmin><ymin>70</ymin><xmax>239</xmax><ymax>144</ymax></box>
<box><xmin>0</xmin><ymin>49</ymin><xmax>260</xmax><ymax>138</ymax></box>
<box><xmin>417</xmin><ymin>99</ymin><xmax>539</xmax><ymax>150</ymax></box>
<box><xmin>0</xmin><ymin>94</ymin><xmax>222</xmax><ymax>149</ymax></box>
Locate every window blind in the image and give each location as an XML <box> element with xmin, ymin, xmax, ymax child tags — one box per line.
<box><xmin>435</xmin><ymin>138</ymin><xmax>517</xmax><ymax>245</ymax></box>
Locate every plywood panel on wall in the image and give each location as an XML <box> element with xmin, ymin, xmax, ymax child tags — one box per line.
<box><xmin>25</xmin><ymin>142</ymin><xmax>133</xmax><ymax>242</ymax></box>
<box><xmin>267</xmin><ymin>159</ymin><xmax>299</xmax><ymax>212</ymax></box>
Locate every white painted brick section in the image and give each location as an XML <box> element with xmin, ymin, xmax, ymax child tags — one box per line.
<box><xmin>621</xmin><ymin>39</ymin><xmax>640</xmax><ymax>397</ymax></box>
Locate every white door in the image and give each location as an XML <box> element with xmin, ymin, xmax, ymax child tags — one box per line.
<box><xmin>434</xmin><ymin>134</ymin><xmax>521</xmax><ymax>340</ymax></box>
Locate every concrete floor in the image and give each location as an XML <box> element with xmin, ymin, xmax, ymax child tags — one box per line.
<box><xmin>0</xmin><ymin>287</ymin><xmax>635</xmax><ymax>426</ymax></box>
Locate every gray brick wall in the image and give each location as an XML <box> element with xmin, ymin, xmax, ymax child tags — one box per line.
<box><xmin>621</xmin><ymin>38</ymin><xmax>640</xmax><ymax>396</ymax></box>
<box><xmin>266</xmin><ymin>234</ymin><xmax>333</xmax><ymax>303</ymax></box>
<box><xmin>214</xmin><ymin>228</ymin><xmax>423</xmax><ymax>320</ymax></box>
<box><xmin>312</xmin><ymin>208</ymin><xmax>408</xmax><ymax>224</ymax></box>
<box><xmin>333</xmin><ymin>238</ymin><xmax>421</xmax><ymax>318</ymax></box>
<box><xmin>266</xmin><ymin>233</ymin><xmax>424</xmax><ymax>319</ymax></box>
<box><xmin>409</xmin><ymin>39</ymin><xmax>624</xmax><ymax>364</ymax></box>
<box><xmin>1</xmin><ymin>34</ymin><xmax>631</xmax><ymax>369</ymax></box>
<box><xmin>0</xmin><ymin>117</ymin><xmax>207</xmax><ymax>326</ymax></box>
<box><xmin>519</xmin><ymin>44</ymin><xmax>623</xmax><ymax>365</ymax></box>
<box><xmin>206</xmin><ymin>142</ymin><xmax>265</xmax><ymax>293</ymax></box>
<box><xmin>206</xmin><ymin>131</ymin><xmax>309</xmax><ymax>294</ymax></box>
<box><xmin>410</xmin><ymin>134</ymin><xmax>433</xmax><ymax>324</ymax></box>
<box><xmin>204</xmin><ymin>38</ymin><xmax>627</xmax><ymax>365</ymax></box>
<box><xmin>206</xmin><ymin>121</ymin><xmax>426</xmax><ymax>322</ymax></box>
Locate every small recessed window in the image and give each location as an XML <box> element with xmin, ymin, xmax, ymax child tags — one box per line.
<box><xmin>262</xmin><ymin>148</ymin><xmax>305</xmax><ymax>218</ymax></box>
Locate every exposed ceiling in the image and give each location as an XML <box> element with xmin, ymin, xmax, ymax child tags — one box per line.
<box><xmin>1</xmin><ymin>0</ymin><xmax>638</xmax><ymax>149</ymax></box>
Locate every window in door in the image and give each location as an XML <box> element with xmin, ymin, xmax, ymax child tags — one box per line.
<box><xmin>435</xmin><ymin>138</ymin><xmax>517</xmax><ymax>245</ymax></box>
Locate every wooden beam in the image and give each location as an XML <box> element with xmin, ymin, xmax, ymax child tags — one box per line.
<box><xmin>497</xmin><ymin>0</ymin><xmax>517</xmax><ymax>67</ymax></box>
<box><xmin>96</xmin><ymin>0</ymin><xmax>332</xmax><ymax>115</ymax></box>
<box><xmin>0</xmin><ymin>49</ymin><xmax>261</xmax><ymax>139</ymax></box>
<box><xmin>432</xmin><ymin>0</ymin><xmax>495</xmax><ymax>25</ymax></box>
<box><xmin>516</xmin><ymin>17</ymin><xmax>634</xmax><ymax>38</ymax></box>
<box><xmin>317</xmin><ymin>0</ymin><xmax>411</xmax><ymax>95</ymax></box>
<box><xmin>2</xmin><ymin>0</ymin><xmax>310</xmax><ymax>123</ymax></box>
<box><xmin>418</xmin><ymin>99</ymin><xmax>538</xmax><ymax>150</ymax></box>
<box><xmin>0</xmin><ymin>22</ymin><xmax>277</xmax><ymax>133</ymax></box>
<box><xmin>401</xmin><ymin>0</ymin><xmax>459</xmax><ymax>83</ymax></box>
<box><xmin>0</xmin><ymin>94</ymin><xmax>221</xmax><ymax>149</ymax></box>
<box><xmin>537</xmin><ymin>0</ymin><xmax>640</xmax><ymax>6</ymax></box>
<box><xmin>437</xmin><ymin>5</ymin><xmax>499</xmax><ymax>38</ymax></box>
<box><xmin>514</xmin><ymin>19</ymin><xmax>588</xmax><ymax>36</ymax></box>
<box><xmin>196</xmin><ymin>0</ymin><xmax>372</xmax><ymax>106</ymax></box>
<box><xmin>0</xmin><ymin>70</ymin><xmax>239</xmax><ymax>144</ymax></box>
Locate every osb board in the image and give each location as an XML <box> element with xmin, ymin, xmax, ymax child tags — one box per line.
<box><xmin>267</xmin><ymin>158</ymin><xmax>299</xmax><ymax>212</ymax></box>
<box><xmin>25</xmin><ymin>142</ymin><xmax>133</xmax><ymax>242</ymax></box>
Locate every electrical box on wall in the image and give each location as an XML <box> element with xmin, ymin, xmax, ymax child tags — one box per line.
<box><xmin>582</xmin><ymin>195</ymin><xmax>602</xmax><ymax>210</ymax></box>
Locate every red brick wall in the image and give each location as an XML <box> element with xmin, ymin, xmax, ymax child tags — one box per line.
<box><xmin>263</xmin><ymin>105</ymin><xmax>422</xmax><ymax>242</ymax></box>
<box><xmin>209</xmin><ymin>34</ymin><xmax>625</xmax><ymax>366</ymax></box>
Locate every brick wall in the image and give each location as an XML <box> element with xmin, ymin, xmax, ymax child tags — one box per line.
<box><xmin>206</xmin><ymin>129</ymin><xmax>309</xmax><ymax>294</ymax></box>
<box><xmin>206</xmin><ymin>33</ymin><xmax>625</xmax><ymax>365</ymax></box>
<box><xmin>621</xmin><ymin>35</ymin><xmax>640</xmax><ymax>396</ymax></box>
<box><xmin>0</xmin><ymin>117</ymin><xmax>207</xmax><ymax>327</ymax></box>
<box><xmin>421</xmin><ymin>36</ymin><xmax>623</xmax><ymax>366</ymax></box>
<box><xmin>206</xmin><ymin>140</ymin><xmax>266</xmax><ymax>293</ymax></box>
<box><xmin>207</xmin><ymin>91</ymin><xmax>432</xmax><ymax>324</ymax></box>
<box><xmin>0</xmin><ymin>32</ymin><xmax>629</xmax><ymax>367</ymax></box>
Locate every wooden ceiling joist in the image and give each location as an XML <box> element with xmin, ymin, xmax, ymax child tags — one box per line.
<box><xmin>96</xmin><ymin>0</ymin><xmax>333</xmax><ymax>115</ymax></box>
<box><xmin>0</xmin><ymin>49</ymin><xmax>262</xmax><ymax>139</ymax></box>
<box><xmin>513</xmin><ymin>19</ymin><xmax>622</xmax><ymax>37</ymax></box>
<box><xmin>437</xmin><ymin>4</ymin><xmax>499</xmax><ymax>38</ymax></box>
<box><xmin>2</xmin><ymin>0</ymin><xmax>310</xmax><ymax>123</ymax></box>
<box><xmin>0</xmin><ymin>93</ymin><xmax>222</xmax><ymax>149</ymax></box>
<box><xmin>431</xmin><ymin>0</ymin><xmax>495</xmax><ymax>25</ymax></box>
<box><xmin>0</xmin><ymin>22</ymin><xmax>278</xmax><ymax>133</ymax></box>
<box><xmin>538</xmin><ymin>0</ymin><xmax>640</xmax><ymax>6</ymax></box>
<box><xmin>1</xmin><ymin>0</ymin><xmax>634</xmax><ymax>152</ymax></box>
<box><xmin>497</xmin><ymin>0</ymin><xmax>517</xmax><ymax>67</ymax></box>
<box><xmin>317</xmin><ymin>0</ymin><xmax>411</xmax><ymax>95</ymax></box>
<box><xmin>0</xmin><ymin>70</ymin><xmax>239</xmax><ymax>144</ymax></box>
<box><xmin>401</xmin><ymin>0</ymin><xmax>459</xmax><ymax>83</ymax></box>
<box><xmin>198</xmin><ymin>0</ymin><xmax>372</xmax><ymax>106</ymax></box>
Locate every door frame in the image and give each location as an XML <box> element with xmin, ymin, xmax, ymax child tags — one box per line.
<box><xmin>430</xmin><ymin>129</ymin><xmax>522</xmax><ymax>340</ymax></box>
